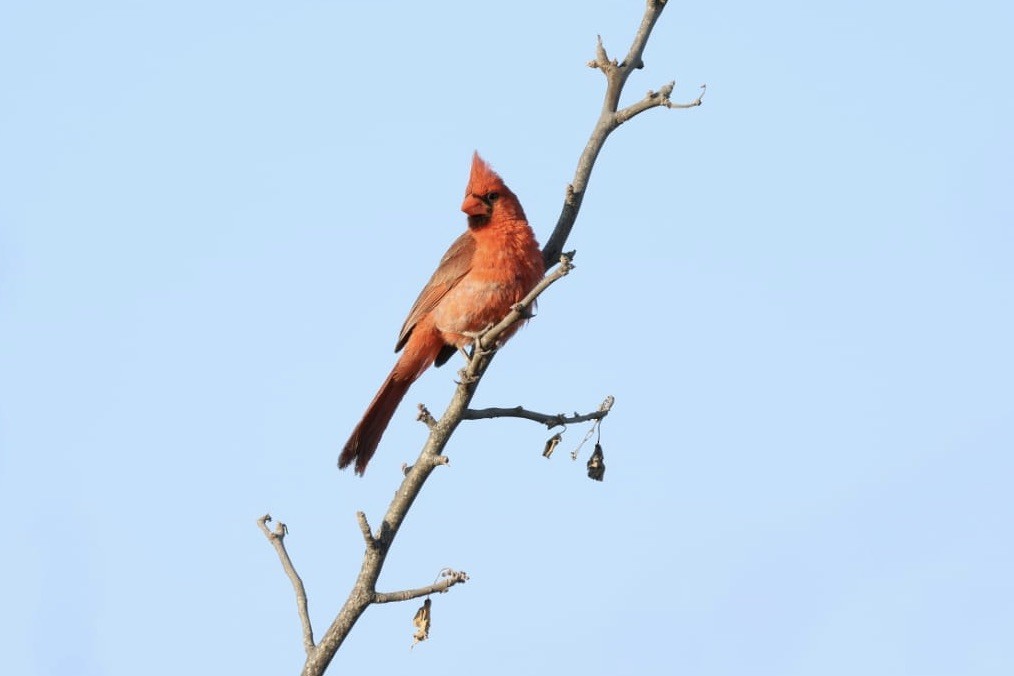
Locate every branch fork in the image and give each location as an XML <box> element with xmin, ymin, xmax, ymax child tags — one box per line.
<box><xmin>542</xmin><ymin>2</ymin><xmax>703</xmax><ymax>265</ymax></box>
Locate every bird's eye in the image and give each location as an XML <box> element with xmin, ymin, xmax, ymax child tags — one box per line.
<box><xmin>485</xmin><ymin>191</ymin><xmax>500</xmax><ymax>203</ymax></box>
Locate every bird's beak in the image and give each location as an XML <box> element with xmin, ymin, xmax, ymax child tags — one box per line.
<box><xmin>461</xmin><ymin>193</ymin><xmax>489</xmax><ymax>217</ymax></box>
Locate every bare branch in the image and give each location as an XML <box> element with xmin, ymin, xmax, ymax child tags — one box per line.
<box><xmin>587</xmin><ymin>34</ymin><xmax>618</xmax><ymax>73</ymax></box>
<box><xmin>462</xmin><ymin>400</ymin><xmax>613</xmax><ymax>427</ymax></box>
<box><xmin>475</xmin><ymin>251</ymin><xmax>574</xmax><ymax>355</ymax></box>
<box><xmin>374</xmin><ymin>570</ymin><xmax>470</xmax><ymax>604</ymax></box>
<box><xmin>619</xmin><ymin>0</ymin><xmax>669</xmax><ymax>77</ymax></box>
<box><xmin>305</xmin><ymin>415</ymin><xmax>469</xmax><ymax>674</ymax></box>
<box><xmin>271</xmin><ymin>4</ymin><xmax>699</xmax><ymax>672</ymax></box>
<box><xmin>615</xmin><ymin>82</ymin><xmax>706</xmax><ymax>124</ymax></box>
<box><xmin>355</xmin><ymin>511</ymin><xmax>376</xmax><ymax>549</ymax></box>
<box><xmin>542</xmin><ymin>0</ymin><xmax>701</xmax><ymax>265</ymax></box>
<box><xmin>257</xmin><ymin>514</ymin><xmax>315</xmax><ymax>655</ymax></box>
<box><xmin>416</xmin><ymin>403</ymin><xmax>437</xmax><ymax>430</ymax></box>
<box><xmin>308</xmin><ymin>258</ymin><xmax>577</xmax><ymax>668</ymax></box>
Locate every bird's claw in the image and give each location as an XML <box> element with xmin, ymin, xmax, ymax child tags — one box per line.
<box><xmin>460</xmin><ymin>324</ymin><xmax>496</xmax><ymax>360</ymax></box>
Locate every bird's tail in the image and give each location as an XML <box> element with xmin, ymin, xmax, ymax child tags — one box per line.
<box><xmin>338</xmin><ymin>368</ymin><xmax>414</xmax><ymax>475</ymax></box>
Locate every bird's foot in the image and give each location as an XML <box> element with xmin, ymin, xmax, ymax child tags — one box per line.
<box><xmin>461</xmin><ymin>324</ymin><xmax>496</xmax><ymax>360</ymax></box>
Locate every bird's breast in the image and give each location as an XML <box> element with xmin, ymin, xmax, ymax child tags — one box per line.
<box><xmin>430</xmin><ymin>223</ymin><xmax>543</xmax><ymax>348</ymax></box>
<box><xmin>431</xmin><ymin>276</ymin><xmax>518</xmax><ymax>345</ymax></box>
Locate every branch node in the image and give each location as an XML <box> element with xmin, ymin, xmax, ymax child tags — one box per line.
<box><xmin>565</xmin><ymin>183</ymin><xmax>577</xmax><ymax>206</ymax></box>
<box><xmin>664</xmin><ymin>82</ymin><xmax>706</xmax><ymax>110</ymax></box>
<box><xmin>588</xmin><ymin>34</ymin><xmax>609</xmax><ymax>71</ymax></box>
<box><xmin>257</xmin><ymin>513</ymin><xmax>282</xmax><ymax>540</ymax></box>
<box><xmin>439</xmin><ymin>568</ymin><xmax>470</xmax><ymax>588</ymax></box>
<box><xmin>559</xmin><ymin>251</ymin><xmax>576</xmax><ymax>274</ymax></box>
<box><xmin>357</xmin><ymin>511</ymin><xmax>378</xmax><ymax>549</ymax></box>
<box><xmin>511</xmin><ymin>301</ymin><xmax>536</xmax><ymax>320</ymax></box>
<box><xmin>416</xmin><ymin>404</ymin><xmax>437</xmax><ymax>429</ymax></box>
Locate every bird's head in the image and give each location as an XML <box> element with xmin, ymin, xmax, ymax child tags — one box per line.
<box><xmin>461</xmin><ymin>152</ymin><xmax>526</xmax><ymax>226</ymax></box>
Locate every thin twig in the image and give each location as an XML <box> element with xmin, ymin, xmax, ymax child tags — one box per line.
<box><xmin>416</xmin><ymin>403</ymin><xmax>437</xmax><ymax>429</ymax></box>
<box><xmin>474</xmin><ymin>252</ymin><xmax>574</xmax><ymax>356</ymax></box>
<box><xmin>462</xmin><ymin>401</ymin><xmax>613</xmax><ymax>427</ymax></box>
<box><xmin>374</xmin><ymin>570</ymin><xmax>470</xmax><ymax>604</ymax></box>
<box><xmin>542</xmin><ymin>0</ymin><xmax>703</xmax><ymax>266</ymax></box>
<box><xmin>615</xmin><ymin>82</ymin><xmax>705</xmax><ymax>124</ymax></box>
<box><xmin>355</xmin><ymin>511</ymin><xmax>376</xmax><ymax>549</ymax></box>
<box><xmin>257</xmin><ymin>514</ymin><xmax>315</xmax><ymax>656</ymax></box>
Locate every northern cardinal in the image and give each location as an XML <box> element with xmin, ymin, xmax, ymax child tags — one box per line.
<box><xmin>338</xmin><ymin>153</ymin><xmax>545</xmax><ymax>474</ymax></box>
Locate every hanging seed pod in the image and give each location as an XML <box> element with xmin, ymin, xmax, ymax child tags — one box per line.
<box><xmin>587</xmin><ymin>443</ymin><xmax>606</xmax><ymax>481</ymax></box>
<box><xmin>412</xmin><ymin>598</ymin><xmax>432</xmax><ymax>648</ymax></box>
<box><xmin>543</xmin><ymin>432</ymin><xmax>563</xmax><ymax>458</ymax></box>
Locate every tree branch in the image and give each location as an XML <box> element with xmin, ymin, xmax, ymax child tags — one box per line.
<box><xmin>542</xmin><ymin>0</ymin><xmax>704</xmax><ymax>266</ymax></box>
<box><xmin>263</xmin><ymin>4</ymin><xmax>699</xmax><ymax>673</ymax></box>
<box><xmin>303</xmin><ymin>253</ymin><xmax>574</xmax><ymax>674</ymax></box>
<box><xmin>355</xmin><ymin>511</ymin><xmax>377</xmax><ymax>549</ymax></box>
<box><xmin>615</xmin><ymin>81</ymin><xmax>706</xmax><ymax>125</ymax></box>
<box><xmin>416</xmin><ymin>403</ymin><xmax>437</xmax><ymax>430</ymax></box>
<box><xmin>257</xmin><ymin>514</ymin><xmax>315</xmax><ymax>656</ymax></box>
<box><xmin>474</xmin><ymin>252</ymin><xmax>574</xmax><ymax>355</ymax></box>
<box><xmin>462</xmin><ymin>395</ymin><xmax>615</xmax><ymax>427</ymax></box>
<box><xmin>374</xmin><ymin>570</ymin><xmax>470</xmax><ymax>604</ymax></box>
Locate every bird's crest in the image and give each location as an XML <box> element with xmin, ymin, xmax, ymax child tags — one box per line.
<box><xmin>467</xmin><ymin>151</ymin><xmax>506</xmax><ymax>196</ymax></box>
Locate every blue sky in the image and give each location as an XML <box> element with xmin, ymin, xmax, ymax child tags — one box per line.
<box><xmin>2</xmin><ymin>1</ymin><xmax>1012</xmax><ymax>675</ymax></box>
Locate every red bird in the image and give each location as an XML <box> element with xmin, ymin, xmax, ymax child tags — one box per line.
<box><xmin>339</xmin><ymin>153</ymin><xmax>545</xmax><ymax>474</ymax></box>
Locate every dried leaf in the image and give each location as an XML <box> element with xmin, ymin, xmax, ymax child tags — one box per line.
<box><xmin>587</xmin><ymin>443</ymin><xmax>606</xmax><ymax>481</ymax></box>
<box><xmin>543</xmin><ymin>432</ymin><xmax>563</xmax><ymax>459</ymax></box>
<box><xmin>411</xmin><ymin>598</ymin><xmax>431</xmax><ymax>648</ymax></box>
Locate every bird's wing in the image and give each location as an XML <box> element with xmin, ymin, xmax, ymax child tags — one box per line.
<box><xmin>395</xmin><ymin>230</ymin><xmax>475</xmax><ymax>353</ymax></box>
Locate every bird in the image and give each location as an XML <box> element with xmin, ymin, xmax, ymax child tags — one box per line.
<box><xmin>338</xmin><ymin>152</ymin><xmax>545</xmax><ymax>474</ymax></box>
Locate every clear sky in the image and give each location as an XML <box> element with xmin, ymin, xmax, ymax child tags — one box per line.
<box><xmin>2</xmin><ymin>2</ymin><xmax>1012</xmax><ymax>675</ymax></box>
